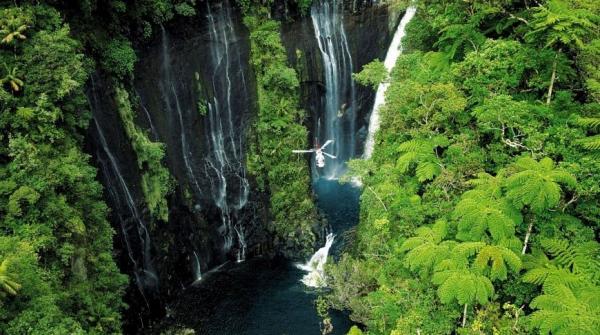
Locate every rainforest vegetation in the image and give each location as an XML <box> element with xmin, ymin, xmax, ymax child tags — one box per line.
<box><xmin>0</xmin><ymin>0</ymin><xmax>317</xmax><ymax>333</ymax></box>
<box><xmin>0</xmin><ymin>0</ymin><xmax>599</xmax><ymax>334</ymax></box>
<box><xmin>327</xmin><ymin>1</ymin><xmax>600</xmax><ymax>334</ymax></box>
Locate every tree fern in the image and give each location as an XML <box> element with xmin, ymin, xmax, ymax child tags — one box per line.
<box><xmin>525</xmin><ymin>0</ymin><xmax>596</xmax><ymax>49</ymax></box>
<box><xmin>540</xmin><ymin>239</ymin><xmax>600</xmax><ymax>283</ymax></box>
<box><xmin>524</xmin><ymin>239</ymin><xmax>600</xmax><ymax>334</ymax></box>
<box><xmin>466</xmin><ymin>172</ymin><xmax>505</xmax><ymax>198</ymax></box>
<box><xmin>453</xmin><ymin>189</ymin><xmax>521</xmax><ymax>243</ymax></box>
<box><xmin>473</xmin><ymin>244</ymin><xmax>522</xmax><ymax>281</ymax></box>
<box><xmin>400</xmin><ymin>220</ymin><xmax>457</xmax><ymax>277</ymax></box>
<box><xmin>432</xmin><ymin>265</ymin><xmax>494</xmax><ymax>306</ymax></box>
<box><xmin>528</xmin><ymin>281</ymin><xmax>600</xmax><ymax>335</ymax></box>
<box><xmin>397</xmin><ymin>137</ymin><xmax>448</xmax><ymax>182</ymax></box>
<box><xmin>505</xmin><ymin>157</ymin><xmax>576</xmax><ymax>213</ymax></box>
<box><xmin>577</xmin><ymin>117</ymin><xmax>600</xmax><ymax>129</ymax></box>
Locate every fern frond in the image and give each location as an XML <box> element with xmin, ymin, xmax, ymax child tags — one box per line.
<box><xmin>454</xmin><ymin>196</ymin><xmax>519</xmax><ymax>242</ymax></box>
<box><xmin>473</xmin><ymin>244</ymin><xmax>522</xmax><ymax>281</ymax></box>
<box><xmin>433</xmin><ymin>269</ymin><xmax>494</xmax><ymax>305</ymax></box>
<box><xmin>542</xmin><ymin>239</ymin><xmax>600</xmax><ymax>283</ymax></box>
<box><xmin>506</xmin><ymin>157</ymin><xmax>575</xmax><ymax>213</ymax></box>
<box><xmin>576</xmin><ymin>117</ymin><xmax>600</xmax><ymax>129</ymax></box>
<box><xmin>578</xmin><ymin>135</ymin><xmax>600</xmax><ymax>150</ymax></box>
<box><xmin>416</xmin><ymin>161</ymin><xmax>441</xmax><ymax>182</ymax></box>
<box><xmin>396</xmin><ymin>151</ymin><xmax>418</xmax><ymax>172</ymax></box>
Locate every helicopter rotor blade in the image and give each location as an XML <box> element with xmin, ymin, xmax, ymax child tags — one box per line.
<box><xmin>323</xmin><ymin>152</ymin><xmax>337</xmax><ymax>159</ymax></box>
<box><xmin>292</xmin><ymin>150</ymin><xmax>314</xmax><ymax>153</ymax></box>
<box><xmin>321</xmin><ymin>140</ymin><xmax>333</xmax><ymax>149</ymax></box>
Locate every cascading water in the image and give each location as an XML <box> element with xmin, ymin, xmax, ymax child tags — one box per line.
<box><xmin>296</xmin><ymin>0</ymin><xmax>358</xmax><ymax>288</ymax></box>
<box><xmin>193</xmin><ymin>251</ymin><xmax>202</xmax><ymax>283</ymax></box>
<box><xmin>204</xmin><ymin>2</ymin><xmax>250</xmax><ymax>262</ymax></box>
<box><xmin>135</xmin><ymin>88</ymin><xmax>159</xmax><ymax>140</ymax></box>
<box><xmin>364</xmin><ymin>6</ymin><xmax>417</xmax><ymax>159</ymax></box>
<box><xmin>296</xmin><ymin>233</ymin><xmax>336</xmax><ymax>287</ymax></box>
<box><xmin>159</xmin><ymin>25</ymin><xmax>204</xmax><ymax>200</ymax></box>
<box><xmin>88</xmin><ymin>94</ymin><xmax>157</xmax><ymax>303</ymax></box>
<box><xmin>311</xmin><ymin>0</ymin><xmax>357</xmax><ymax>179</ymax></box>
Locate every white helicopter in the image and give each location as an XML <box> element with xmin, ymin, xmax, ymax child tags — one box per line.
<box><xmin>293</xmin><ymin>139</ymin><xmax>336</xmax><ymax>168</ymax></box>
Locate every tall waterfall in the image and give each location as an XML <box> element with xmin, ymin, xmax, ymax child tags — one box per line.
<box><xmin>363</xmin><ymin>7</ymin><xmax>417</xmax><ymax>159</ymax></box>
<box><xmin>311</xmin><ymin>0</ymin><xmax>357</xmax><ymax>179</ymax></box>
<box><xmin>205</xmin><ymin>2</ymin><xmax>250</xmax><ymax>262</ymax></box>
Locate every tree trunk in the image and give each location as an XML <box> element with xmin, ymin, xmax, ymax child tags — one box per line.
<box><xmin>546</xmin><ymin>48</ymin><xmax>561</xmax><ymax>105</ymax></box>
<box><xmin>462</xmin><ymin>304</ymin><xmax>468</xmax><ymax>327</ymax></box>
<box><xmin>522</xmin><ymin>220</ymin><xmax>534</xmax><ymax>254</ymax></box>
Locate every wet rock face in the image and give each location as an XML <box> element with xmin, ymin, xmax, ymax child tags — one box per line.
<box><xmin>280</xmin><ymin>2</ymin><xmax>401</xmax><ymax>158</ymax></box>
<box><xmin>87</xmin><ymin>1</ymin><xmax>269</xmax><ymax>330</ymax></box>
<box><xmin>85</xmin><ymin>0</ymin><xmax>401</xmax><ymax>331</ymax></box>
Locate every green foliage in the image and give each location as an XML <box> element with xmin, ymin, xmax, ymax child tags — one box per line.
<box><xmin>576</xmin><ymin>114</ymin><xmax>600</xmax><ymax>155</ymax></box>
<box><xmin>453</xmin><ymin>189</ymin><xmax>521</xmax><ymax>243</ymax></box>
<box><xmin>174</xmin><ymin>2</ymin><xmax>196</xmax><ymax>17</ymax></box>
<box><xmin>473</xmin><ymin>245</ymin><xmax>522</xmax><ymax>281</ymax></box>
<box><xmin>0</xmin><ymin>258</ymin><xmax>21</xmax><ymax>299</ymax></box>
<box><xmin>526</xmin><ymin>0</ymin><xmax>597</xmax><ymax>50</ymax></box>
<box><xmin>243</xmin><ymin>12</ymin><xmax>317</xmax><ymax>253</ymax></box>
<box><xmin>433</xmin><ymin>264</ymin><xmax>494</xmax><ymax>306</ymax></box>
<box><xmin>0</xmin><ymin>7</ymin><xmax>30</xmax><ymax>47</ymax></box>
<box><xmin>115</xmin><ymin>86</ymin><xmax>174</xmax><ymax>222</ymax></box>
<box><xmin>353</xmin><ymin>60</ymin><xmax>387</xmax><ymax>89</ymax></box>
<box><xmin>347</xmin><ymin>325</ymin><xmax>363</xmax><ymax>335</ymax></box>
<box><xmin>505</xmin><ymin>157</ymin><xmax>576</xmax><ymax>213</ymax></box>
<box><xmin>0</xmin><ymin>5</ymin><xmax>126</xmax><ymax>333</ymax></box>
<box><xmin>0</xmin><ymin>64</ymin><xmax>24</xmax><ymax>93</ymax></box>
<box><xmin>327</xmin><ymin>1</ymin><xmax>600</xmax><ymax>334</ymax></box>
<box><xmin>102</xmin><ymin>39</ymin><xmax>136</xmax><ymax>79</ymax></box>
<box><xmin>297</xmin><ymin>0</ymin><xmax>313</xmax><ymax>14</ymax></box>
<box><xmin>523</xmin><ymin>239</ymin><xmax>600</xmax><ymax>334</ymax></box>
<box><xmin>396</xmin><ymin>137</ymin><xmax>447</xmax><ymax>182</ymax></box>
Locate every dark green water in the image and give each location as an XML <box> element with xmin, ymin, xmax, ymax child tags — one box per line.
<box><xmin>159</xmin><ymin>179</ymin><xmax>360</xmax><ymax>334</ymax></box>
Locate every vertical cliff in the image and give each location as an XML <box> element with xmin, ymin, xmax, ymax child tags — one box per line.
<box><xmin>280</xmin><ymin>0</ymin><xmax>402</xmax><ymax>171</ymax></box>
<box><xmin>83</xmin><ymin>0</ymin><xmax>403</xmax><ymax>331</ymax></box>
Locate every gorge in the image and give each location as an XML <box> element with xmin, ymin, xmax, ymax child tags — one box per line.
<box><xmin>3</xmin><ymin>1</ymin><xmax>598</xmax><ymax>334</ymax></box>
<box><xmin>84</xmin><ymin>0</ymin><xmax>404</xmax><ymax>332</ymax></box>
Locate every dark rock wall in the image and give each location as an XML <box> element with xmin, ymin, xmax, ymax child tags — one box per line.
<box><xmin>84</xmin><ymin>0</ymin><xmax>401</xmax><ymax>331</ymax></box>
<box><xmin>280</xmin><ymin>2</ymin><xmax>402</xmax><ymax>156</ymax></box>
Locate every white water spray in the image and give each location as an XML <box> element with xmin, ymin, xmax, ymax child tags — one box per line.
<box><xmin>364</xmin><ymin>7</ymin><xmax>416</xmax><ymax>159</ymax></box>
<box><xmin>205</xmin><ymin>2</ymin><xmax>250</xmax><ymax>261</ymax></box>
<box><xmin>297</xmin><ymin>233</ymin><xmax>335</xmax><ymax>287</ymax></box>
<box><xmin>311</xmin><ymin>0</ymin><xmax>357</xmax><ymax>178</ymax></box>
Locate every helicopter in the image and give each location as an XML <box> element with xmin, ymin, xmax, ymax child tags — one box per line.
<box><xmin>293</xmin><ymin>139</ymin><xmax>336</xmax><ymax>168</ymax></box>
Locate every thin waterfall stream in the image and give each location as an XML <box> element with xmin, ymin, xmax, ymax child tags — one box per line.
<box><xmin>88</xmin><ymin>76</ymin><xmax>158</xmax><ymax>307</ymax></box>
<box><xmin>204</xmin><ymin>2</ymin><xmax>250</xmax><ymax>262</ymax></box>
<box><xmin>364</xmin><ymin>6</ymin><xmax>417</xmax><ymax>158</ymax></box>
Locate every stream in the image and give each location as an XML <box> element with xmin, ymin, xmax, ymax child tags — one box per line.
<box><xmin>157</xmin><ymin>178</ymin><xmax>360</xmax><ymax>334</ymax></box>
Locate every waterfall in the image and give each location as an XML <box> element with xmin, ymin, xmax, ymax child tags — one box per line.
<box><xmin>205</xmin><ymin>2</ymin><xmax>250</xmax><ymax>262</ymax></box>
<box><xmin>363</xmin><ymin>7</ymin><xmax>417</xmax><ymax>159</ymax></box>
<box><xmin>159</xmin><ymin>25</ymin><xmax>204</xmax><ymax>200</ymax></box>
<box><xmin>91</xmin><ymin>116</ymin><xmax>157</xmax><ymax>302</ymax></box>
<box><xmin>311</xmin><ymin>0</ymin><xmax>357</xmax><ymax>179</ymax></box>
<box><xmin>193</xmin><ymin>251</ymin><xmax>202</xmax><ymax>283</ymax></box>
<box><xmin>135</xmin><ymin>88</ymin><xmax>159</xmax><ymax>140</ymax></box>
<box><xmin>296</xmin><ymin>233</ymin><xmax>336</xmax><ymax>287</ymax></box>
